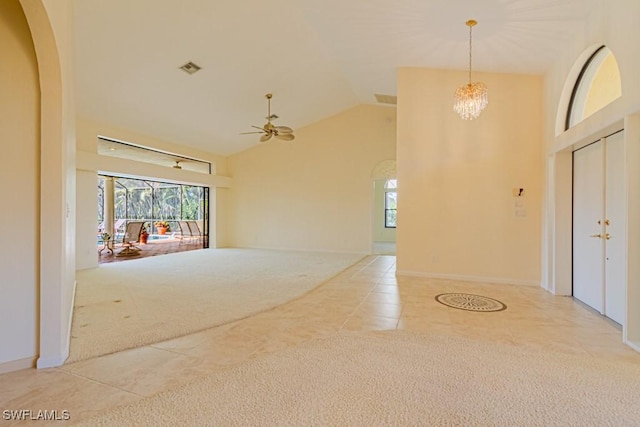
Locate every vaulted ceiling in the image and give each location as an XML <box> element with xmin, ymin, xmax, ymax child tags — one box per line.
<box><xmin>74</xmin><ymin>0</ymin><xmax>599</xmax><ymax>156</ymax></box>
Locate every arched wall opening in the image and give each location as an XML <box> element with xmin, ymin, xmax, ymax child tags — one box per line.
<box><xmin>19</xmin><ymin>0</ymin><xmax>76</xmax><ymax>370</ymax></box>
<box><xmin>371</xmin><ymin>160</ymin><xmax>396</xmax><ymax>255</ymax></box>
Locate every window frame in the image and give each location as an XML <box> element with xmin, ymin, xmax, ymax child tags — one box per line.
<box><xmin>384</xmin><ymin>188</ymin><xmax>397</xmax><ymax>229</ymax></box>
<box><xmin>565</xmin><ymin>45</ymin><xmax>606</xmax><ymax>131</ymax></box>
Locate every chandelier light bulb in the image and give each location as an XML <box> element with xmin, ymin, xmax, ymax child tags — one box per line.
<box><xmin>454</xmin><ymin>82</ymin><xmax>488</xmax><ymax>120</ymax></box>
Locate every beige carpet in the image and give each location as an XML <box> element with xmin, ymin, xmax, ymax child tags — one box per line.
<box><xmin>69</xmin><ymin>248</ymin><xmax>363</xmax><ymax>363</ymax></box>
<box><xmin>75</xmin><ymin>331</ymin><xmax>640</xmax><ymax>426</ymax></box>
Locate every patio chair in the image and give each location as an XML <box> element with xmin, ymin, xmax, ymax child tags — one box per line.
<box><xmin>178</xmin><ymin>221</ymin><xmax>192</xmax><ymax>244</ymax></box>
<box><xmin>97</xmin><ymin>218</ymin><xmax>126</xmax><ymax>237</ymax></box>
<box><xmin>113</xmin><ymin>218</ymin><xmax>126</xmax><ymax>234</ymax></box>
<box><xmin>178</xmin><ymin>220</ymin><xmax>202</xmax><ymax>244</ymax></box>
<box><xmin>116</xmin><ymin>221</ymin><xmax>146</xmax><ymax>257</ymax></box>
<box><xmin>187</xmin><ymin>220</ymin><xmax>203</xmax><ymax>244</ymax></box>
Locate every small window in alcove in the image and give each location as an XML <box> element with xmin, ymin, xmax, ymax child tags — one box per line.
<box><xmin>384</xmin><ymin>179</ymin><xmax>397</xmax><ymax>228</ymax></box>
<box><xmin>566</xmin><ymin>46</ymin><xmax>622</xmax><ymax>130</ymax></box>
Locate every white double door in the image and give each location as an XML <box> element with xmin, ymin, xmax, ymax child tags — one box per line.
<box><xmin>573</xmin><ymin>131</ymin><xmax>626</xmax><ymax>325</ymax></box>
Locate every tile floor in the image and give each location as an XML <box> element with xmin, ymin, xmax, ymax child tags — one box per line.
<box><xmin>1</xmin><ymin>255</ymin><xmax>638</xmax><ymax>425</ymax></box>
<box><xmin>98</xmin><ymin>238</ymin><xmax>204</xmax><ymax>264</ymax></box>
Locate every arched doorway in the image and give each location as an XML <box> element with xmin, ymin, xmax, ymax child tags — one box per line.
<box><xmin>371</xmin><ymin>160</ymin><xmax>396</xmax><ymax>255</ymax></box>
<box><xmin>548</xmin><ymin>44</ymin><xmax>633</xmax><ymax>341</ymax></box>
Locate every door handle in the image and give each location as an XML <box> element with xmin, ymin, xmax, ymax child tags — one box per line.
<box><xmin>590</xmin><ymin>234</ymin><xmax>602</xmax><ymax>238</ymax></box>
<box><xmin>604</xmin><ymin>233</ymin><xmax>611</xmax><ymax>240</ymax></box>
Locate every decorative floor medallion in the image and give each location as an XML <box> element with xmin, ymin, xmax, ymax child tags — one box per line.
<box><xmin>435</xmin><ymin>293</ymin><xmax>507</xmax><ymax>312</ymax></box>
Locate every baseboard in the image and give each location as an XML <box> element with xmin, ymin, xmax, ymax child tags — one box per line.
<box><xmin>232</xmin><ymin>245</ymin><xmax>369</xmax><ymax>256</ymax></box>
<box><xmin>36</xmin><ymin>280</ymin><xmax>76</xmax><ymax>369</ymax></box>
<box><xmin>36</xmin><ymin>355</ymin><xmax>67</xmax><ymax>369</ymax></box>
<box><xmin>625</xmin><ymin>339</ymin><xmax>640</xmax><ymax>353</ymax></box>
<box><xmin>63</xmin><ymin>280</ymin><xmax>77</xmax><ymax>361</ymax></box>
<box><xmin>395</xmin><ymin>270</ymin><xmax>540</xmax><ymax>287</ymax></box>
<box><xmin>0</xmin><ymin>356</ymin><xmax>37</xmax><ymax>374</ymax></box>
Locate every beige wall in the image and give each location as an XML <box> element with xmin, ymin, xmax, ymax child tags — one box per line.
<box><xmin>396</xmin><ymin>68</ymin><xmax>543</xmax><ymax>285</ymax></box>
<box><xmin>0</xmin><ymin>0</ymin><xmax>40</xmax><ymax>369</ymax></box>
<box><xmin>228</xmin><ymin>104</ymin><xmax>396</xmax><ymax>253</ymax></box>
<box><xmin>213</xmin><ymin>187</ymin><xmax>231</xmax><ymax>248</ymax></box>
<box><xmin>76</xmin><ymin>169</ymin><xmax>98</xmax><ymax>270</ymax></box>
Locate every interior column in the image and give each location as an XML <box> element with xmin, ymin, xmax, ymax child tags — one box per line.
<box><xmin>105</xmin><ymin>176</ymin><xmax>115</xmax><ymax>248</ymax></box>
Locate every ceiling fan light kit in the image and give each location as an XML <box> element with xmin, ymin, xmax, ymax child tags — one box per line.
<box><xmin>241</xmin><ymin>93</ymin><xmax>295</xmax><ymax>143</ymax></box>
<box><xmin>453</xmin><ymin>19</ymin><xmax>488</xmax><ymax>120</ymax></box>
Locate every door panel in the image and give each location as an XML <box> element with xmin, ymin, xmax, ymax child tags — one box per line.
<box><xmin>573</xmin><ymin>142</ymin><xmax>605</xmax><ymax>312</ymax></box>
<box><xmin>605</xmin><ymin>132</ymin><xmax>626</xmax><ymax>324</ymax></box>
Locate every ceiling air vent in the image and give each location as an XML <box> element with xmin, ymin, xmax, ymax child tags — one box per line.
<box><xmin>374</xmin><ymin>94</ymin><xmax>397</xmax><ymax>105</ymax></box>
<box><xmin>180</xmin><ymin>61</ymin><xmax>202</xmax><ymax>75</ymax></box>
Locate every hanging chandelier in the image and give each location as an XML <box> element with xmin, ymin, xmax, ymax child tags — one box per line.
<box><xmin>453</xmin><ymin>19</ymin><xmax>488</xmax><ymax>120</ymax></box>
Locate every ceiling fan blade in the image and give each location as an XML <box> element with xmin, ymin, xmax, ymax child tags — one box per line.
<box><xmin>240</xmin><ymin>131</ymin><xmax>266</xmax><ymax>135</ymax></box>
<box><xmin>276</xmin><ymin>133</ymin><xmax>295</xmax><ymax>141</ymax></box>
<box><xmin>245</xmin><ymin>94</ymin><xmax>291</xmax><ymax>143</ymax></box>
<box><xmin>260</xmin><ymin>133</ymin><xmax>273</xmax><ymax>143</ymax></box>
<box><xmin>275</xmin><ymin>126</ymin><xmax>293</xmax><ymax>134</ymax></box>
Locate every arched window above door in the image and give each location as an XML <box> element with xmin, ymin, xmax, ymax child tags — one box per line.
<box><xmin>565</xmin><ymin>46</ymin><xmax>621</xmax><ymax>130</ymax></box>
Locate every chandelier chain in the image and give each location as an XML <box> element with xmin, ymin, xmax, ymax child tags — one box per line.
<box><xmin>468</xmin><ymin>23</ymin><xmax>472</xmax><ymax>84</ymax></box>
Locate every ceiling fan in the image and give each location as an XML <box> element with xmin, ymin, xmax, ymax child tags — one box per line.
<box><xmin>241</xmin><ymin>93</ymin><xmax>295</xmax><ymax>142</ymax></box>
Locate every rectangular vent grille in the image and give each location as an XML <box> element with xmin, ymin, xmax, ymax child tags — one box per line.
<box><xmin>180</xmin><ymin>61</ymin><xmax>202</xmax><ymax>75</ymax></box>
<box><xmin>374</xmin><ymin>94</ymin><xmax>397</xmax><ymax>105</ymax></box>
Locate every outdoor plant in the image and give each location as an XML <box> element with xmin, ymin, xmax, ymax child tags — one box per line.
<box><xmin>154</xmin><ymin>220</ymin><xmax>170</xmax><ymax>231</ymax></box>
<box><xmin>100</xmin><ymin>232</ymin><xmax>111</xmax><ymax>245</ymax></box>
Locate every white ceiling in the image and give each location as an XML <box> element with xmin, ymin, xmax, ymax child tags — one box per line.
<box><xmin>74</xmin><ymin>0</ymin><xmax>598</xmax><ymax>156</ymax></box>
